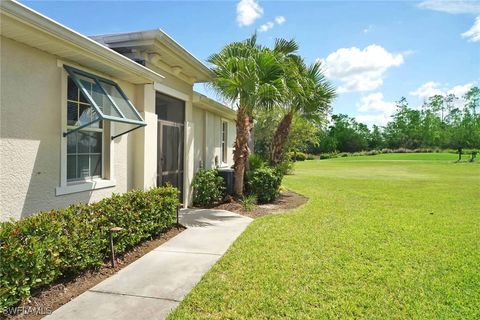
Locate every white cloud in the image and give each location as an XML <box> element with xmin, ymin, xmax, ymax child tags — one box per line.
<box><xmin>258</xmin><ymin>21</ymin><xmax>274</xmax><ymax>32</ymax></box>
<box><xmin>275</xmin><ymin>16</ymin><xmax>286</xmax><ymax>25</ymax></box>
<box><xmin>237</xmin><ymin>0</ymin><xmax>263</xmax><ymax>26</ymax></box>
<box><xmin>418</xmin><ymin>0</ymin><xmax>480</xmax><ymax>14</ymax></box>
<box><xmin>319</xmin><ymin>45</ymin><xmax>404</xmax><ymax>93</ymax></box>
<box><xmin>355</xmin><ymin>92</ymin><xmax>396</xmax><ymax>126</ymax></box>
<box><xmin>447</xmin><ymin>82</ymin><xmax>474</xmax><ymax>96</ymax></box>
<box><xmin>410</xmin><ymin>81</ymin><xmax>474</xmax><ymax>101</ymax></box>
<box><xmin>257</xmin><ymin>15</ymin><xmax>286</xmax><ymax>33</ymax></box>
<box><xmin>462</xmin><ymin>16</ymin><xmax>480</xmax><ymax>41</ymax></box>
<box><xmin>358</xmin><ymin>92</ymin><xmax>397</xmax><ymax>114</ymax></box>
<box><xmin>409</xmin><ymin>81</ymin><xmax>444</xmax><ymax>100</ymax></box>
<box><xmin>356</xmin><ymin>114</ymin><xmax>391</xmax><ymax>127</ymax></box>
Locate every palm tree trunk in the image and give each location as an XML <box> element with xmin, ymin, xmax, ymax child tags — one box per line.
<box><xmin>270</xmin><ymin>111</ymin><xmax>294</xmax><ymax>165</ymax></box>
<box><xmin>233</xmin><ymin>106</ymin><xmax>251</xmax><ymax>197</ymax></box>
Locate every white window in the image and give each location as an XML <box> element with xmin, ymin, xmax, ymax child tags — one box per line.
<box><xmin>221</xmin><ymin>121</ymin><xmax>228</xmax><ymax>163</ymax></box>
<box><xmin>57</xmin><ymin>65</ymin><xmax>146</xmax><ymax>195</ymax></box>
<box><xmin>67</xmin><ymin>77</ymin><xmax>103</xmax><ymax>181</ymax></box>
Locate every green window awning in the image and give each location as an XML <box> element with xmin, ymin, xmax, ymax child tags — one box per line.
<box><xmin>63</xmin><ymin>65</ymin><xmax>146</xmax><ymax>139</ymax></box>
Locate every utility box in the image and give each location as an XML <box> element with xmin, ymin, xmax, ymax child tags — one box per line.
<box><xmin>218</xmin><ymin>168</ymin><xmax>234</xmax><ymax>196</ymax></box>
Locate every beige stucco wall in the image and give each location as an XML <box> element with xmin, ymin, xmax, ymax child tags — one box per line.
<box><xmin>192</xmin><ymin>107</ymin><xmax>235</xmax><ymax>172</ymax></box>
<box><xmin>192</xmin><ymin>107</ymin><xmax>205</xmax><ymax>172</ymax></box>
<box><xmin>0</xmin><ymin>37</ymin><xmax>144</xmax><ymax>221</ymax></box>
<box><xmin>132</xmin><ymin>84</ymin><xmax>157</xmax><ymax>190</ymax></box>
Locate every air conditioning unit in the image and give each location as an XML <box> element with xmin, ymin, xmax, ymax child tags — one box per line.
<box><xmin>218</xmin><ymin>168</ymin><xmax>234</xmax><ymax>196</ymax></box>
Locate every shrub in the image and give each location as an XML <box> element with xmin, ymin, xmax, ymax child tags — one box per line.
<box><xmin>0</xmin><ymin>187</ymin><xmax>179</xmax><ymax>309</ymax></box>
<box><xmin>241</xmin><ymin>195</ymin><xmax>257</xmax><ymax>212</ymax></box>
<box><xmin>192</xmin><ymin>169</ymin><xmax>225</xmax><ymax>207</ymax></box>
<box><xmin>247</xmin><ymin>167</ymin><xmax>283</xmax><ymax>204</ymax></box>
<box><xmin>248</xmin><ymin>154</ymin><xmax>266</xmax><ymax>172</ymax></box>
<box><xmin>365</xmin><ymin>150</ymin><xmax>379</xmax><ymax>156</ymax></box>
<box><xmin>276</xmin><ymin>159</ymin><xmax>295</xmax><ymax>176</ymax></box>
<box><xmin>319</xmin><ymin>153</ymin><xmax>337</xmax><ymax>160</ymax></box>
<box><xmin>288</xmin><ymin>152</ymin><xmax>307</xmax><ymax>161</ymax></box>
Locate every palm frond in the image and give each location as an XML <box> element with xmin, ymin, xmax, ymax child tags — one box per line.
<box><xmin>274</xmin><ymin>38</ymin><xmax>299</xmax><ymax>56</ymax></box>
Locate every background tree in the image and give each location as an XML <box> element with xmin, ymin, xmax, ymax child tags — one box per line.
<box><xmin>253</xmin><ymin>108</ymin><xmax>320</xmax><ymax>159</ymax></box>
<box><xmin>464</xmin><ymin>86</ymin><xmax>480</xmax><ymax>116</ymax></box>
<box><xmin>269</xmin><ymin>42</ymin><xmax>335</xmax><ymax>165</ymax></box>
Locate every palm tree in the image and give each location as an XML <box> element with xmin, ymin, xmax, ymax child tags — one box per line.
<box><xmin>269</xmin><ymin>52</ymin><xmax>335</xmax><ymax>165</ymax></box>
<box><xmin>208</xmin><ymin>35</ymin><xmax>285</xmax><ymax>196</ymax></box>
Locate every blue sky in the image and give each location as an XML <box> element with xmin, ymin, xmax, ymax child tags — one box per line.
<box><xmin>23</xmin><ymin>0</ymin><xmax>479</xmax><ymax>126</ymax></box>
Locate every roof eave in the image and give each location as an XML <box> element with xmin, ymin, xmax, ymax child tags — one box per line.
<box><xmin>1</xmin><ymin>1</ymin><xmax>165</xmax><ymax>84</ymax></box>
<box><xmin>193</xmin><ymin>92</ymin><xmax>236</xmax><ymax>120</ymax></box>
<box><xmin>155</xmin><ymin>30</ymin><xmax>214</xmax><ymax>82</ymax></box>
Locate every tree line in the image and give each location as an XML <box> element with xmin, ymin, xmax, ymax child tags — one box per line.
<box><xmin>309</xmin><ymin>87</ymin><xmax>479</xmax><ymax>154</ymax></box>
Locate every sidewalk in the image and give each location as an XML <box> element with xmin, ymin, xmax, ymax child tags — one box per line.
<box><xmin>44</xmin><ymin>209</ymin><xmax>252</xmax><ymax>320</ymax></box>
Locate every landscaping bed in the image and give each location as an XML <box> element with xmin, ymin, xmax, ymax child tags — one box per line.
<box><xmin>7</xmin><ymin>226</ymin><xmax>184</xmax><ymax>320</ymax></box>
<box><xmin>215</xmin><ymin>190</ymin><xmax>308</xmax><ymax>218</ymax></box>
<box><xmin>1</xmin><ymin>187</ymin><xmax>180</xmax><ymax>317</ymax></box>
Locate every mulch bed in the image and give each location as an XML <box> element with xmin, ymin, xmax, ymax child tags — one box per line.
<box><xmin>7</xmin><ymin>226</ymin><xmax>185</xmax><ymax>320</ymax></box>
<box><xmin>215</xmin><ymin>190</ymin><xmax>308</xmax><ymax>218</ymax></box>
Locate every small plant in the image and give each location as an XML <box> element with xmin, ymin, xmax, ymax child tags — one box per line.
<box><xmin>247</xmin><ymin>167</ymin><xmax>283</xmax><ymax>203</ymax></box>
<box><xmin>192</xmin><ymin>169</ymin><xmax>225</xmax><ymax>207</ymax></box>
<box><xmin>241</xmin><ymin>195</ymin><xmax>257</xmax><ymax>212</ymax></box>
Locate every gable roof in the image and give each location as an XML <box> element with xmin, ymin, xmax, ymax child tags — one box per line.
<box><xmin>92</xmin><ymin>29</ymin><xmax>214</xmax><ymax>83</ymax></box>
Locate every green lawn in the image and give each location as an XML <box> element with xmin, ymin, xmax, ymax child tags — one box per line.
<box><xmin>170</xmin><ymin>154</ymin><xmax>480</xmax><ymax>319</ymax></box>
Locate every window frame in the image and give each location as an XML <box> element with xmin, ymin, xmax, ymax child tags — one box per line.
<box><xmin>64</xmin><ymin>65</ymin><xmax>146</xmax><ymax>128</ymax></box>
<box><xmin>56</xmin><ymin>66</ymin><xmax>116</xmax><ymax>196</ymax></box>
<box><xmin>221</xmin><ymin>120</ymin><xmax>228</xmax><ymax>164</ymax></box>
<box><xmin>66</xmin><ymin>76</ymin><xmax>105</xmax><ymax>182</ymax></box>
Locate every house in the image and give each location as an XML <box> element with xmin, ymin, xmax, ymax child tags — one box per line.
<box><xmin>0</xmin><ymin>0</ymin><xmax>236</xmax><ymax>221</ymax></box>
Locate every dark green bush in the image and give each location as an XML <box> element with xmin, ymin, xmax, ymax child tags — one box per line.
<box><xmin>319</xmin><ymin>153</ymin><xmax>337</xmax><ymax>159</ymax></box>
<box><xmin>248</xmin><ymin>154</ymin><xmax>266</xmax><ymax>172</ymax></box>
<box><xmin>192</xmin><ymin>169</ymin><xmax>225</xmax><ymax>206</ymax></box>
<box><xmin>288</xmin><ymin>151</ymin><xmax>307</xmax><ymax>161</ymax></box>
<box><xmin>247</xmin><ymin>167</ymin><xmax>283</xmax><ymax>204</ymax></box>
<box><xmin>0</xmin><ymin>187</ymin><xmax>178</xmax><ymax>309</ymax></box>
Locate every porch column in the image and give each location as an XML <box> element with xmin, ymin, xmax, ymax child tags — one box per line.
<box><xmin>184</xmin><ymin>99</ymin><xmax>194</xmax><ymax>207</ymax></box>
<box><xmin>133</xmin><ymin>83</ymin><xmax>157</xmax><ymax>190</ymax></box>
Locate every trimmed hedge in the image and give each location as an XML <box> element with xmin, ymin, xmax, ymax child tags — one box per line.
<box><xmin>0</xmin><ymin>187</ymin><xmax>179</xmax><ymax>309</ymax></box>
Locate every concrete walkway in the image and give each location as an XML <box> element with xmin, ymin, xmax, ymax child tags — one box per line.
<box><xmin>44</xmin><ymin>209</ymin><xmax>252</xmax><ymax>320</ymax></box>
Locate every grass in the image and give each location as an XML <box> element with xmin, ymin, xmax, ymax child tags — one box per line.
<box><xmin>169</xmin><ymin>153</ymin><xmax>480</xmax><ymax>319</ymax></box>
<box><xmin>337</xmin><ymin>152</ymin><xmax>460</xmax><ymax>161</ymax></box>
